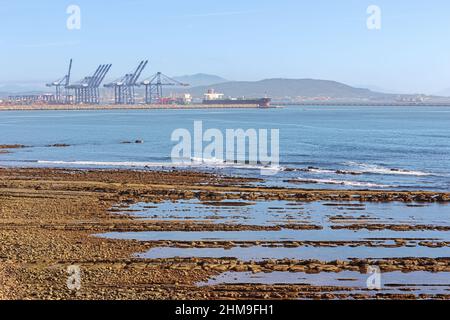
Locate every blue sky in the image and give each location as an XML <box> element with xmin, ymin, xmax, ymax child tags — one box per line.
<box><xmin>1</xmin><ymin>0</ymin><xmax>450</xmax><ymax>93</ymax></box>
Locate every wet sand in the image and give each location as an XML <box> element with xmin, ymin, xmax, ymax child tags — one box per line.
<box><xmin>0</xmin><ymin>167</ymin><xmax>449</xmax><ymax>300</ymax></box>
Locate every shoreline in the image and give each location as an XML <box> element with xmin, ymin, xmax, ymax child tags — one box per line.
<box><xmin>280</xmin><ymin>102</ymin><xmax>450</xmax><ymax>107</ymax></box>
<box><xmin>0</xmin><ymin>160</ymin><xmax>447</xmax><ymax>193</ymax></box>
<box><xmin>0</xmin><ymin>165</ymin><xmax>448</xmax><ymax>197</ymax></box>
<box><xmin>0</xmin><ymin>167</ymin><xmax>449</xmax><ymax>300</ymax></box>
<box><xmin>0</xmin><ymin>103</ymin><xmax>267</xmax><ymax>112</ymax></box>
<box><xmin>2</xmin><ymin>103</ymin><xmax>450</xmax><ymax>112</ymax></box>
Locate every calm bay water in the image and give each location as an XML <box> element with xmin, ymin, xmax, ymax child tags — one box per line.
<box><xmin>0</xmin><ymin>106</ymin><xmax>449</xmax><ymax>191</ymax></box>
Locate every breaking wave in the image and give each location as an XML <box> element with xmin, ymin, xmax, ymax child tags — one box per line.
<box><xmin>36</xmin><ymin>160</ymin><xmax>168</xmax><ymax>167</ymax></box>
<box><xmin>294</xmin><ymin>178</ymin><xmax>393</xmax><ymax>188</ymax></box>
<box><xmin>288</xmin><ymin>163</ymin><xmax>432</xmax><ymax>177</ymax></box>
<box><xmin>190</xmin><ymin>157</ymin><xmax>284</xmax><ymax>172</ymax></box>
<box><xmin>36</xmin><ymin>159</ymin><xmax>284</xmax><ymax>172</ymax></box>
<box><xmin>344</xmin><ymin>162</ymin><xmax>432</xmax><ymax>176</ymax></box>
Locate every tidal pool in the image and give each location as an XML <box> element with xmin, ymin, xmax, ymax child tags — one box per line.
<box><xmin>137</xmin><ymin>245</ymin><xmax>449</xmax><ymax>261</ymax></box>
<box><xmin>198</xmin><ymin>271</ymin><xmax>450</xmax><ymax>295</ymax></box>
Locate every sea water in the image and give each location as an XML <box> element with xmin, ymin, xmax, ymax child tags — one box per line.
<box><xmin>0</xmin><ymin>106</ymin><xmax>449</xmax><ymax>190</ymax></box>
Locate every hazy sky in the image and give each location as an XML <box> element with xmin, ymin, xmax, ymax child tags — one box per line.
<box><xmin>1</xmin><ymin>0</ymin><xmax>450</xmax><ymax>94</ymax></box>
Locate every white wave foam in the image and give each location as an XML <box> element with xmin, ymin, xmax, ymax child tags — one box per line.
<box><xmin>37</xmin><ymin>160</ymin><xmax>169</xmax><ymax>167</ymax></box>
<box><xmin>295</xmin><ymin>178</ymin><xmax>392</xmax><ymax>188</ymax></box>
<box><xmin>305</xmin><ymin>168</ymin><xmax>340</xmax><ymax>174</ymax></box>
<box><xmin>344</xmin><ymin>162</ymin><xmax>432</xmax><ymax>176</ymax></box>
<box><xmin>291</xmin><ymin>167</ymin><xmax>363</xmax><ymax>175</ymax></box>
<box><xmin>36</xmin><ymin>159</ymin><xmax>284</xmax><ymax>172</ymax></box>
<box><xmin>190</xmin><ymin>157</ymin><xmax>225</xmax><ymax>165</ymax></box>
<box><xmin>190</xmin><ymin>157</ymin><xmax>283</xmax><ymax>171</ymax></box>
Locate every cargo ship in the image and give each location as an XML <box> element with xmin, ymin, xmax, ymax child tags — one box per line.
<box><xmin>202</xmin><ymin>89</ymin><xmax>271</xmax><ymax>107</ymax></box>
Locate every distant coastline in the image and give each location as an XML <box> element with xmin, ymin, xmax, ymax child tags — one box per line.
<box><xmin>0</xmin><ymin>103</ymin><xmax>266</xmax><ymax>111</ymax></box>
<box><xmin>2</xmin><ymin>102</ymin><xmax>450</xmax><ymax>111</ymax></box>
<box><xmin>280</xmin><ymin>102</ymin><xmax>450</xmax><ymax>107</ymax></box>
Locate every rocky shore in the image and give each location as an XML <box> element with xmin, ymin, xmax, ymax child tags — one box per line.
<box><xmin>0</xmin><ymin>168</ymin><xmax>449</xmax><ymax>300</ymax></box>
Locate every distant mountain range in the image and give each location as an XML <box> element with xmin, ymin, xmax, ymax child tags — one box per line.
<box><xmin>180</xmin><ymin>78</ymin><xmax>392</xmax><ymax>99</ymax></box>
<box><xmin>355</xmin><ymin>84</ymin><xmax>400</xmax><ymax>95</ymax></box>
<box><xmin>172</xmin><ymin>73</ymin><xmax>228</xmax><ymax>87</ymax></box>
<box><xmin>0</xmin><ymin>82</ymin><xmax>48</xmax><ymax>97</ymax></box>
<box><xmin>1</xmin><ymin>74</ymin><xmax>442</xmax><ymax>100</ymax></box>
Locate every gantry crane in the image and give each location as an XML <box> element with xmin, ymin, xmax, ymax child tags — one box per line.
<box><xmin>140</xmin><ymin>72</ymin><xmax>189</xmax><ymax>104</ymax></box>
<box><xmin>46</xmin><ymin>59</ymin><xmax>73</xmax><ymax>104</ymax></box>
<box><xmin>105</xmin><ymin>60</ymin><xmax>148</xmax><ymax>104</ymax></box>
<box><xmin>67</xmin><ymin>64</ymin><xmax>112</xmax><ymax>104</ymax></box>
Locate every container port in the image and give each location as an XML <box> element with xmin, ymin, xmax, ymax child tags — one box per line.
<box><xmin>0</xmin><ymin>59</ymin><xmax>271</xmax><ymax>108</ymax></box>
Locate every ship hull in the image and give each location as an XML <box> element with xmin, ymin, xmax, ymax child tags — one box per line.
<box><xmin>202</xmin><ymin>98</ymin><xmax>271</xmax><ymax>107</ymax></box>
